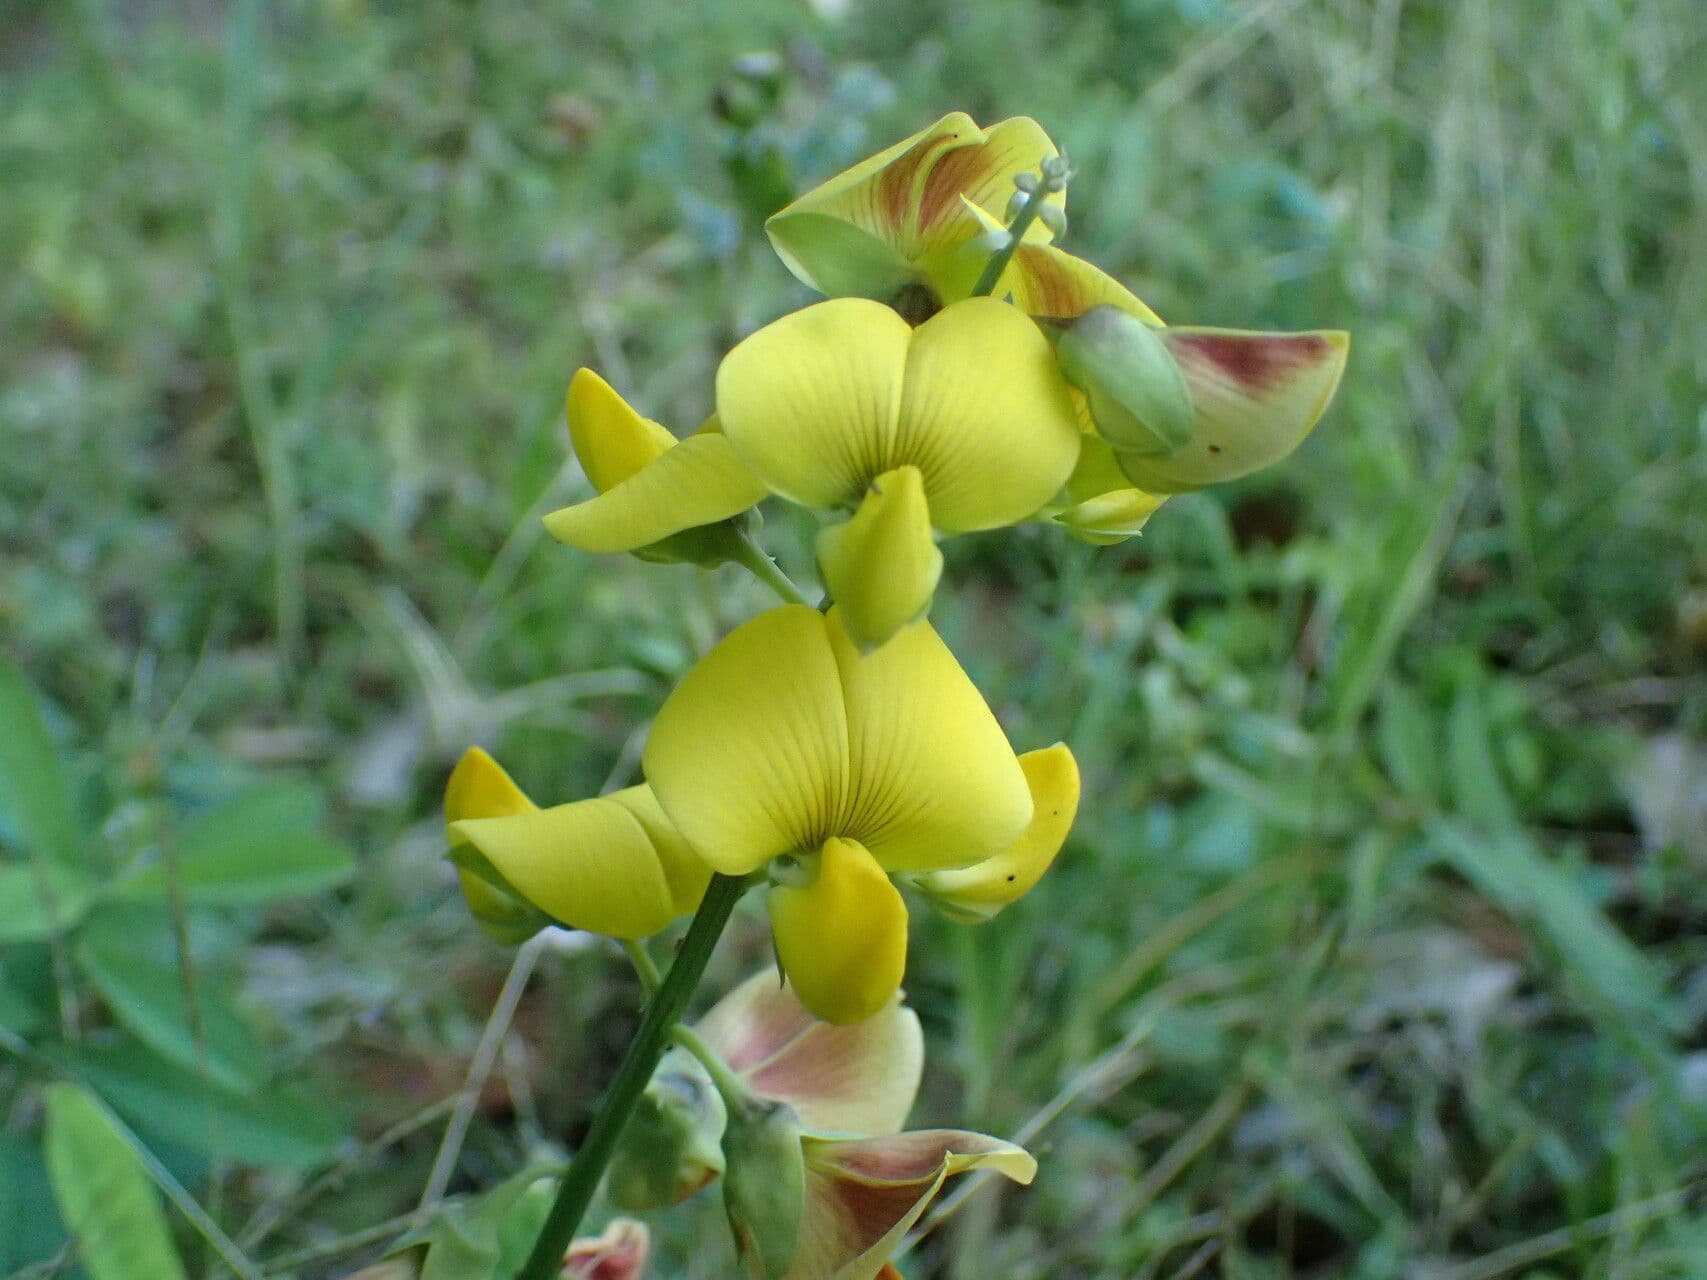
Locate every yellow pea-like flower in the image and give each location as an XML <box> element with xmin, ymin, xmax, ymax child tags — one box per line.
<box><xmin>765</xmin><ymin>112</ymin><xmax>1068</xmax><ymax>315</ymax></box>
<box><xmin>543</xmin><ymin>369</ymin><xmax>768</xmax><ymax>566</ymax></box>
<box><xmin>445</xmin><ymin>747</ymin><xmax>710</xmax><ymax>941</ymax></box>
<box><xmin>716</xmin><ymin>296</ymin><xmax>1080</xmax><ymax>648</ymax></box>
<box><xmin>644</xmin><ymin>605</ymin><xmax>1074</xmax><ymax>1023</ymax></box>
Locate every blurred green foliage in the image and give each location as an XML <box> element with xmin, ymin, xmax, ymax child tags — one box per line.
<box><xmin>2</xmin><ymin>0</ymin><xmax>1705</xmax><ymax>1276</ymax></box>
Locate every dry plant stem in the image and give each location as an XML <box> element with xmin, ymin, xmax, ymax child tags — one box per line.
<box><xmin>518</xmin><ymin>873</ymin><xmax>750</xmax><ymax>1280</ymax></box>
<box><xmin>419</xmin><ymin>932</ymin><xmax>549</xmax><ymax>1211</ymax></box>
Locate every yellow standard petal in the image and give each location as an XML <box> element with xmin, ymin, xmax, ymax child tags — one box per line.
<box><xmin>644</xmin><ymin>606</ymin><xmax>851</xmax><ymax>875</ymax></box>
<box><xmin>768</xmin><ymin>837</ymin><xmax>908</xmax><ymax>1026</ymax></box>
<box><xmin>787</xmin><ymin>1130</ymin><xmax>1036</xmax><ymax>1280</ymax></box>
<box><xmin>916</xmin><ymin>743</ymin><xmax>1080</xmax><ymax>921</ymax></box>
<box><xmin>1114</xmin><ymin>328</ymin><xmax>1351</xmax><ymax>492</ymax></box>
<box><xmin>895</xmin><ymin>297</ymin><xmax>1082</xmax><ymax>530</ymax></box>
<box><xmin>565</xmin><ymin>367</ymin><xmax>678</xmax><ymax>493</ymax></box>
<box><xmin>717</xmin><ymin>298</ymin><xmax>912</xmax><ymax>510</ymax></box>
<box><xmin>542</xmin><ymin>430</ymin><xmax>768</xmax><ymax>554</ymax></box>
<box><xmin>450</xmin><ymin>784</ymin><xmax>692</xmax><ymax>939</ymax></box>
<box><xmin>816</xmin><ymin>466</ymin><xmax>943</xmax><ymax>653</ymax></box>
<box><xmin>696</xmin><ymin>969</ymin><xmax>924</xmax><ymax>1138</ymax></box>
<box><xmin>829</xmin><ymin>609</ymin><xmax>1031</xmax><ymax>874</ymax></box>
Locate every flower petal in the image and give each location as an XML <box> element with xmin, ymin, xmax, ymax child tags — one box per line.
<box><xmin>767</xmin><ymin>838</ymin><xmax>908</xmax><ymax>1025</ymax></box>
<box><xmin>608</xmin><ymin>786</ymin><xmax>712</xmax><ymax>917</ymax></box>
<box><xmin>543</xmin><ymin>431</ymin><xmax>767</xmax><ymax>554</ymax></box>
<box><xmin>1114</xmin><ymin>328</ymin><xmax>1351</xmax><ymax>492</ymax></box>
<box><xmin>450</xmin><ymin>786</ymin><xmax>688</xmax><ymax>939</ymax></box>
<box><xmin>697</xmin><ymin>970</ymin><xmax>924</xmax><ymax>1138</ymax></box>
<box><xmin>895</xmin><ymin>298</ymin><xmax>1081</xmax><ymax>531</ymax></box>
<box><xmin>829</xmin><ymin>611</ymin><xmax>1031</xmax><ymax>874</ymax></box>
<box><xmin>717</xmin><ymin>298</ymin><xmax>911</xmax><ymax>510</ymax></box>
<box><xmin>444</xmin><ymin>747</ymin><xmax>535</xmax><ymax>825</ymax></box>
<box><xmin>949</xmin><ymin>202</ymin><xmax>1161</xmax><ymax>322</ymax></box>
<box><xmin>565</xmin><ymin>1218</ymin><xmax>651</xmax><ymax>1280</ymax></box>
<box><xmin>444</xmin><ymin>749</ymin><xmax>547</xmax><ymax>943</ymax></box>
<box><xmin>786</xmin><ymin>1130</ymin><xmax>1036</xmax><ymax>1280</ymax></box>
<box><xmin>765</xmin><ymin>113</ymin><xmax>983</xmax><ymax>292</ymax></box>
<box><xmin>761</xmin><ymin>212</ymin><xmax>915</xmax><ymax>302</ymax></box>
<box><xmin>910</xmin><ymin>116</ymin><xmax>1064</xmax><ymax>258</ymax></box>
<box><xmin>566</xmin><ymin>368</ymin><xmax>678</xmax><ymax>494</ymax></box>
<box><xmin>645</xmin><ymin>607</ymin><xmax>850</xmax><ymax>876</ymax></box>
<box><xmin>915</xmin><ymin>744</ymin><xmax>1079</xmax><ymax>921</ymax></box>
<box><xmin>1048</xmin><ymin>436</ymin><xmax>1168</xmax><ymax>545</ymax></box>
<box><xmin>816</xmin><ymin>467</ymin><xmax>943</xmax><ymax>653</ymax></box>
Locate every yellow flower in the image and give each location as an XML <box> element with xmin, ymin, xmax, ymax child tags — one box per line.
<box><xmin>542</xmin><ymin>368</ymin><xmax>767</xmax><ymax>566</ymax></box>
<box><xmin>764</xmin><ymin>112</ymin><xmax>1068</xmax><ymax>316</ymax></box>
<box><xmin>716</xmin><ymin>296</ymin><xmax>1080</xmax><ymax>648</ymax></box>
<box><xmin>696</xmin><ymin>972</ymin><xmax>1035</xmax><ymax>1280</ymax></box>
<box><xmin>445</xmin><ymin>747</ymin><xmax>711</xmax><ymax>941</ymax></box>
<box><xmin>643</xmin><ymin>605</ymin><xmax>1077</xmax><ymax>1022</ymax></box>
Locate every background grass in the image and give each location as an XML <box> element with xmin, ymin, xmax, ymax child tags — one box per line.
<box><xmin>3</xmin><ymin>0</ymin><xmax>1706</xmax><ymax>1276</ymax></box>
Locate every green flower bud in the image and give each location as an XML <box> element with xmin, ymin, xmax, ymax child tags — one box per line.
<box><xmin>607</xmin><ymin>1049</ymin><xmax>728</xmax><ymax>1211</ymax></box>
<box><xmin>722</xmin><ymin>1097</ymin><xmax>806</xmax><ymax>1280</ymax></box>
<box><xmin>1055</xmin><ymin>305</ymin><xmax>1194</xmax><ymax>456</ymax></box>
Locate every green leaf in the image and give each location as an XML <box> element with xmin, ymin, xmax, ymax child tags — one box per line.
<box><xmin>1433</xmin><ymin>823</ymin><xmax>1678</xmax><ymax>1032</ymax></box>
<box><xmin>0</xmin><ymin>657</ymin><xmax>80</xmax><ymax>865</ymax></box>
<box><xmin>75</xmin><ymin>930</ymin><xmax>268</xmax><ymax>1092</ymax></box>
<box><xmin>44</xmin><ymin>1083</ymin><xmax>189</xmax><ymax>1280</ymax></box>
<box><xmin>117</xmin><ymin>782</ymin><xmax>351</xmax><ymax>904</ymax></box>
<box><xmin>0</xmin><ymin>862</ymin><xmax>94</xmax><ymax>942</ymax></box>
<box><xmin>390</xmin><ymin>1165</ymin><xmax>557</xmax><ymax>1280</ymax></box>
<box><xmin>1376</xmin><ymin>680</ymin><xmax>1442</xmax><ymax>807</ymax></box>
<box><xmin>68</xmin><ymin>1041</ymin><xmax>345</xmax><ymax>1170</ymax></box>
<box><xmin>0</xmin><ymin>1134</ymin><xmax>68</xmax><ymax>1271</ymax></box>
<box><xmin>0</xmin><ymin>975</ymin><xmax>44</xmax><ymax>1036</ymax></box>
<box><xmin>1447</xmin><ymin>680</ymin><xmax>1521</xmax><ymax>830</ymax></box>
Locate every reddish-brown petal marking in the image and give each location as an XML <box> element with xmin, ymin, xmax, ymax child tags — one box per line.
<box><xmin>828</xmin><ymin>1174</ymin><xmax>933</xmax><ymax>1244</ymax></box>
<box><xmin>1173</xmin><ymin>332</ymin><xmax>1330</xmax><ymax>392</ymax></box>
<box><xmin>915</xmin><ymin>146</ymin><xmax>989</xmax><ymax>236</ymax></box>
<box><xmin>877</xmin><ymin>141</ymin><xmax>943</xmax><ymax>234</ymax></box>
<box><xmin>822</xmin><ymin>1132</ymin><xmax>959</xmax><ymax>1182</ymax></box>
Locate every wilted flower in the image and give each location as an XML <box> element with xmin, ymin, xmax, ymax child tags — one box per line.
<box><xmin>695</xmin><ymin>971</ymin><xmax>1035</xmax><ymax>1280</ymax></box>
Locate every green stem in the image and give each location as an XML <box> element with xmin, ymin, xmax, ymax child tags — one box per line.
<box><xmin>970</xmin><ymin>187</ymin><xmax>1048</xmax><ymax>298</ymax></box>
<box><xmin>669</xmin><ymin>1022</ymin><xmax>756</xmax><ymax>1107</ymax></box>
<box><xmin>731</xmin><ymin>532</ymin><xmax>815</xmax><ymax>607</ymax></box>
<box><xmin>517</xmin><ymin>874</ymin><xmax>749</xmax><ymax>1280</ymax></box>
<box><xmin>621</xmin><ymin>939</ymin><xmax>662</xmax><ymax>998</ymax></box>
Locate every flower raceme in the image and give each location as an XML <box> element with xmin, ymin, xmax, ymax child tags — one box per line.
<box><xmin>447</xmin><ymin>606</ymin><xmax>1079</xmax><ymax>1024</ymax></box>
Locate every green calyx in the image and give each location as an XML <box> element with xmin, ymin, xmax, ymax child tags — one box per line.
<box><xmin>606</xmin><ymin>1048</ymin><xmax>729</xmax><ymax>1210</ymax></box>
<box><xmin>1054</xmin><ymin>305</ymin><xmax>1194</xmax><ymax>456</ymax></box>
<box><xmin>721</xmin><ymin>1096</ymin><xmax>806</xmax><ymax>1280</ymax></box>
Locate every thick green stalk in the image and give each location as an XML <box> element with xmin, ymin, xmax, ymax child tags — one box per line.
<box><xmin>517</xmin><ymin>874</ymin><xmax>749</xmax><ymax>1279</ymax></box>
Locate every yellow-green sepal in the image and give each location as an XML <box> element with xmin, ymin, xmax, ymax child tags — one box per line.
<box><xmin>723</xmin><ymin>1096</ymin><xmax>807</xmax><ymax>1280</ymax></box>
<box><xmin>1054</xmin><ymin>305</ymin><xmax>1194</xmax><ymax>456</ymax></box>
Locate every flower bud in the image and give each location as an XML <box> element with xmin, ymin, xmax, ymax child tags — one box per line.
<box><xmin>1055</xmin><ymin>305</ymin><xmax>1194</xmax><ymax>456</ymax></box>
<box><xmin>1037</xmin><ymin>202</ymin><xmax>1067</xmax><ymax>240</ymax></box>
<box><xmin>607</xmin><ymin>1049</ymin><xmax>728</xmax><ymax>1211</ymax></box>
<box><xmin>722</xmin><ymin>1097</ymin><xmax>806</xmax><ymax>1280</ymax></box>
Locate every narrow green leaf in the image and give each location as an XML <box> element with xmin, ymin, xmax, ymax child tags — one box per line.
<box><xmin>1447</xmin><ymin>681</ymin><xmax>1521</xmax><ymax>830</ymax></box>
<box><xmin>75</xmin><ymin>932</ymin><xmax>268</xmax><ymax>1092</ymax></box>
<box><xmin>0</xmin><ymin>658</ymin><xmax>80</xmax><ymax>864</ymax></box>
<box><xmin>0</xmin><ymin>862</ymin><xmax>94</xmax><ymax>943</ymax></box>
<box><xmin>1376</xmin><ymin>680</ymin><xmax>1443</xmax><ymax>807</ymax></box>
<box><xmin>118</xmin><ymin>830</ymin><xmax>355</xmax><ymax>905</ymax></box>
<box><xmin>69</xmin><ymin>1042</ymin><xmax>345</xmax><ymax>1170</ymax></box>
<box><xmin>1433</xmin><ymin>823</ymin><xmax>1677</xmax><ymax>1032</ymax></box>
<box><xmin>0</xmin><ymin>1134</ymin><xmax>68</xmax><ymax>1271</ymax></box>
<box><xmin>44</xmin><ymin>1083</ymin><xmax>189</xmax><ymax>1280</ymax></box>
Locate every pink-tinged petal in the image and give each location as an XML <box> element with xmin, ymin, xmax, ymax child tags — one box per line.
<box><xmin>564</xmin><ymin>1218</ymin><xmax>650</xmax><ymax>1280</ymax></box>
<box><xmin>785</xmin><ymin>1131</ymin><xmax>1036</xmax><ymax>1280</ymax></box>
<box><xmin>697</xmin><ymin>971</ymin><xmax>924</xmax><ymax>1138</ymax></box>
<box><xmin>910</xmin><ymin>117</ymin><xmax>1063</xmax><ymax>258</ymax></box>
<box><xmin>1115</xmin><ymin>328</ymin><xmax>1350</xmax><ymax>492</ymax></box>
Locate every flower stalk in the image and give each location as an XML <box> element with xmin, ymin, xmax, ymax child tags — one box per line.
<box><xmin>517</xmin><ymin>873</ymin><xmax>750</xmax><ymax>1280</ymax></box>
<box><xmin>970</xmin><ymin>156</ymin><xmax>1069</xmax><ymax>298</ymax></box>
